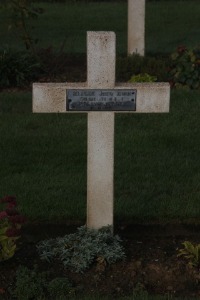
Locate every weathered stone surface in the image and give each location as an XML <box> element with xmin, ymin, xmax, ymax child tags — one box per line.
<box><xmin>33</xmin><ymin>82</ymin><xmax>170</xmax><ymax>113</ymax></box>
<box><xmin>128</xmin><ymin>0</ymin><xmax>145</xmax><ymax>56</ymax></box>
<box><xmin>87</xmin><ymin>112</ymin><xmax>114</xmax><ymax>229</ymax></box>
<box><xmin>87</xmin><ymin>31</ymin><xmax>115</xmax><ymax>88</ymax></box>
<box><xmin>33</xmin><ymin>83</ymin><xmax>86</xmax><ymax>113</ymax></box>
<box><xmin>32</xmin><ymin>31</ymin><xmax>170</xmax><ymax>231</ymax></box>
<box><xmin>86</xmin><ymin>32</ymin><xmax>115</xmax><ymax>229</ymax></box>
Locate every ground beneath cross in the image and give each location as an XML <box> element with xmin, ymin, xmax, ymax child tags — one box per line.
<box><xmin>1</xmin><ymin>223</ymin><xmax>200</xmax><ymax>298</ymax></box>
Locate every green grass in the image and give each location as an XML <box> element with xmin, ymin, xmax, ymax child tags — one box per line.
<box><xmin>146</xmin><ymin>1</ymin><xmax>200</xmax><ymax>54</ymax></box>
<box><xmin>1</xmin><ymin>1</ymin><xmax>200</xmax><ymax>54</ymax></box>
<box><xmin>1</xmin><ymin>1</ymin><xmax>200</xmax><ymax>224</ymax></box>
<box><xmin>115</xmin><ymin>90</ymin><xmax>200</xmax><ymax>222</ymax></box>
<box><xmin>0</xmin><ymin>89</ymin><xmax>200</xmax><ymax>223</ymax></box>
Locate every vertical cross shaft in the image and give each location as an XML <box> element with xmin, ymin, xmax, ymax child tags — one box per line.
<box><xmin>32</xmin><ymin>31</ymin><xmax>170</xmax><ymax>231</ymax></box>
<box><xmin>87</xmin><ymin>32</ymin><xmax>116</xmax><ymax>229</ymax></box>
<box><xmin>128</xmin><ymin>0</ymin><xmax>145</xmax><ymax>56</ymax></box>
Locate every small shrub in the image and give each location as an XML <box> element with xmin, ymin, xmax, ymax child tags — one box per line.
<box><xmin>169</xmin><ymin>46</ymin><xmax>200</xmax><ymax>89</ymax></box>
<box><xmin>178</xmin><ymin>241</ymin><xmax>200</xmax><ymax>267</ymax></box>
<box><xmin>133</xmin><ymin>283</ymin><xmax>148</xmax><ymax>300</ymax></box>
<box><xmin>0</xmin><ymin>196</ymin><xmax>26</xmax><ymax>262</ymax></box>
<box><xmin>13</xmin><ymin>266</ymin><xmax>75</xmax><ymax>300</ymax></box>
<box><xmin>0</xmin><ymin>48</ymin><xmax>41</xmax><ymax>88</ymax></box>
<box><xmin>13</xmin><ymin>265</ymin><xmax>47</xmax><ymax>300</ymax></box>
<box><xmin>37</xmin><ymin>226</ymin><xmax>125</xmax><ymax>273</ymax></box>
<box><xmin>129</xmin><ymin>73</ymin><xmax>157</xmax><ymax>83</ymax></box>
<box><xmin>47</xmin><ymin>277</ymin><xmax>75</xmax><ymax>299</ymax></box>
<box><xmin>116</xmin><ymin>54</ymin><xmax>169</xmax><ymax>82</ymax></box>
<box><xmin>36</xmin><ymin>47</ymin><xmax>83</xmax><ymax>81</ymax></box>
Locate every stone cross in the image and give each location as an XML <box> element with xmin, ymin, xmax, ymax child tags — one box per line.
<box><xmin>128</xmin><ymin>0</ymin><xmax>145</xmax><ymax>56</ymax></box>
<box><xmin>33</xmin><ymin>31</ymin><xmax>170</xmax><ymax>230</ymax></box>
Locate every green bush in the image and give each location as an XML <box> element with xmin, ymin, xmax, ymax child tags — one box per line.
<box><xmin>47</xmin><ymin>277</ymin><xmax>75</xmax><ymax>299</ymax></box>
<box><xmin>13</xmin><ymin>266</ymin><xmax>75</xmax><ymax>300</ymax></box>
<box><xmin>0</xmin><ymin>48</ymin><xmax>41</xmax><ymax>88</ymax></box>
<box><xmin>169</xmin><ymin>46</ymin><xmax>200</xmax><ymax>89</ymax></box>
<box><xmin>116</xmin><ymin>54</ymin><xmax>169</xmax><ymax>82</ymax></box>
<box><xmin>129</xmin><ymin>73</ymin><xmax>157</xmax><ymax>83</ymax></box>
<box><xmin>13</xmin><ymin>265</ymin><xmax>47</xmax><ymax>300</ymax></box>
<box><xmin>36</xmin><ymin>47</ymin><xmax>85</xmax><ymax>81</ymax></box>
<box><xmin>37</xmin><ymin>226</ymin><xmax>125</xmax><ymax>273</ymax></box>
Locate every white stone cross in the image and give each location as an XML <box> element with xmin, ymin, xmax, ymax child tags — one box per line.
<box><xmin>33</xmin><ymin>31</ymin><xmax>170</xmax><ymax>230</ymax></box>
<box><xmin>128</xmin><ymin>0</ymin><xmax>145</xmax><ymax>56</ymax></box>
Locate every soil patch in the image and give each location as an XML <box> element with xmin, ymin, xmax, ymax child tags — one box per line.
<box><xmin>1</xmin><ymin>223</ymin><xmax>200</xmax><ymax>299</ymax></box>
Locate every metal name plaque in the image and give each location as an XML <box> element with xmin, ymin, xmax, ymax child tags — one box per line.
<box><xmin>67</xmin><ymin>89</ymin><xmax>137</xmax><ymax>111</ymax></box>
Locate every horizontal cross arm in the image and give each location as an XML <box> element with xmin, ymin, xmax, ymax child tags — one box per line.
<box><xmin>33</xmin><ymin>82</ymin><xmax>170</xmax><ymax>113</ymax></box>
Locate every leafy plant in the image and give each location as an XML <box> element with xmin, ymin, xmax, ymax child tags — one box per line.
<box><xmin>13</xmin><ymin>265</ymin><xmax>47</xmax><ymax>300</ymax></box>
<box><xmin>0</xmin><ymin>196</ymin><xmax>26</xmax><ymax>262</ymax></box>
<box><xmin>169</xmin><ymin>46</ymin><xmax>200</xmax><ymax>89</ymax></box>
<box><xmin>129</xmin><ymin>73</ymin><xmax>157</xmax><ymax>83</ymax></box>
<box><xmin>13</xmin><ymin>266</ymin><xmax>75</xmax><ymax>300</ymax></box>
<box><xmin>133</xmin><ymin>283</ymin><xmax>148</xmax><ymax>300</ymax></box>
<box><xmin>177</xmin><ymin>241</ymin><xmax>200</xmax><ymax>267</ymax></box>
<box><xmin>0</xmin><ymin>48</ymin><xmax>41</xmax><ymax>88</ymax></box>
<box><xmin>116</xmin><ymin>54</ymin><xmax>169</xmax><ymax>82</ymax></box>
<box><xmin>37</xmin><ymin>226</ymin><xmax>125</xmax><ymax>273</ymax></box>
<box><xmin>47</xmin><ymin>277</ymin><xmax>75</xmax><ymax>299</ymax></box>
<box><xmin>36</xmin><ymin>46</ymin><xmax>76</xmax><ymax>81</ymax></box>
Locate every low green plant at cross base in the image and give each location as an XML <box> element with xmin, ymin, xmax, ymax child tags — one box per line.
<box><xmin>178</xmin><ymin>241</ymin><xmax>200</xmax><ymax>267</ymax></box>
<box><xmin>0</xmin><ymin>195</ymin><xmax>26</xmax><ymax>261</ymax></box>
<box><xmin>37</xmin><ymin>225</ymin><xmax>125</xmax><ymax>273</ymax></box>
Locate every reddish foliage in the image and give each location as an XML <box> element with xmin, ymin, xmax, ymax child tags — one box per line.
<box><xmin>0</xmin><ymin>211</ymin><xmax>7</xmax><ymax>220</ymax></box>
<box><xmin>177</xmin><ymin>45</ymin><xmax>186</xmax><ymax>54</ymax></box>
<box><xmin>6</xmin><ymin>227</ymin><xmax>21</xmax><ymax>237</ymax></box>
<box><xmin>0</xmin><ymin>196</ymin><xmax>16</xmax><ymax>204</ymax></box>
<box><xmin>9</xmin><ymin>215</ymin><xmax>26</xmax><ymax>225</ymax></box>
<box><xmin>5</xmin><ymin>208</ymin><xmax>19</xmax><ymax>216</ymax></box>
<box><xmin>0</xmin><ymin>288</ymin><xmax>5</xmax><ymax>295</ymax></box>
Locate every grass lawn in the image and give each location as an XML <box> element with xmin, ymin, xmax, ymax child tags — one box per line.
<box><xmin>0</xmin><ymin>0</ymin><xmax>200</xmax><ymax>224</ymax></box>
<box><xmin>1</xmin><ymin>2</ymin><xmax>200</xmax><ymax>299</ymax></box>
<box><xmin>1</xmin><ymin>1</ymin><xmax>200</xmax><ymax>54</ymax></box>
<box><xmin>0</xmin><ymin>89</ymin><xmax>200</xmax><ymax>223</ymax></box>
